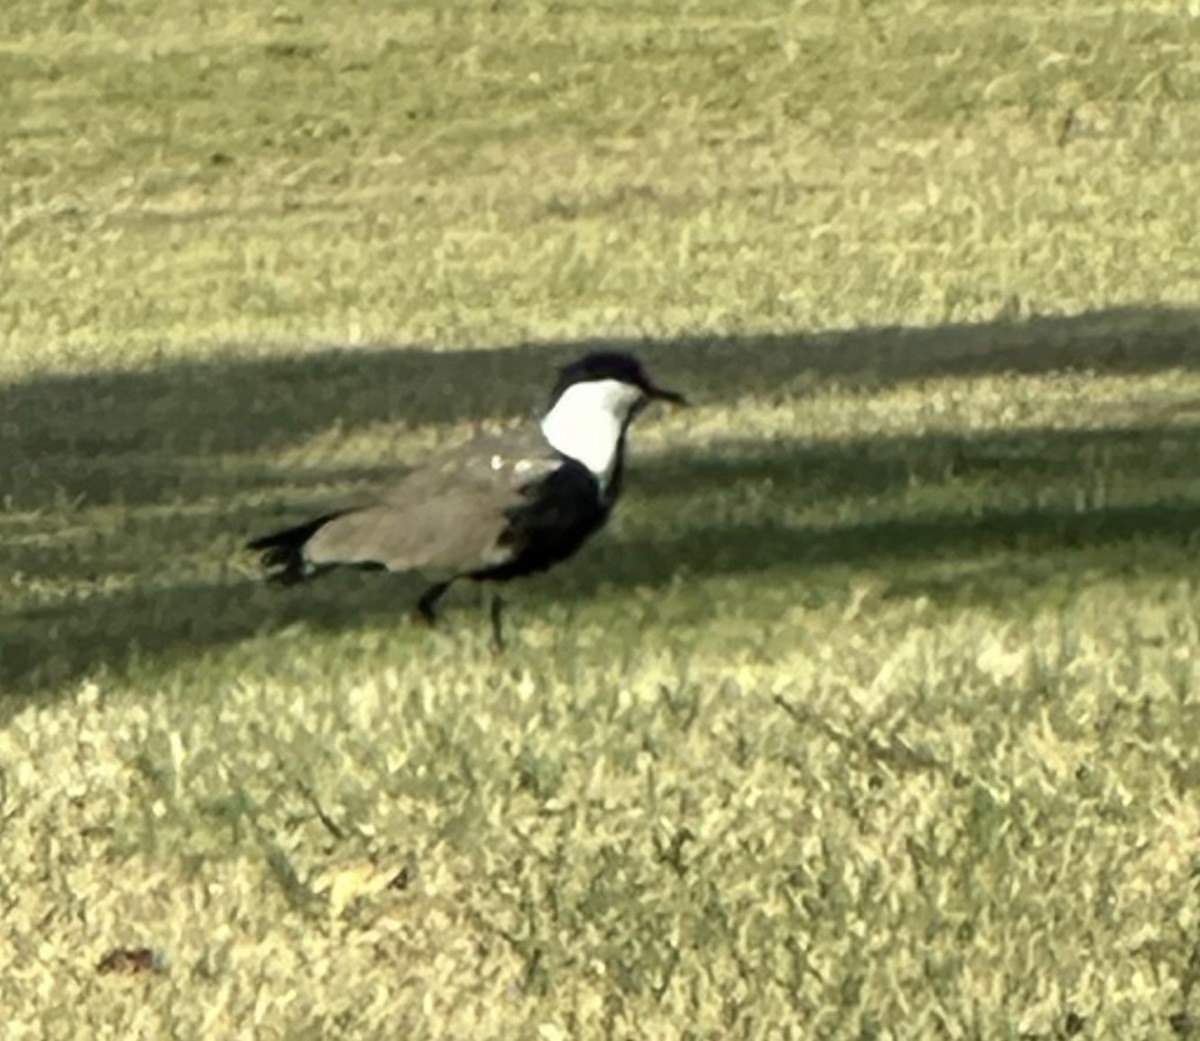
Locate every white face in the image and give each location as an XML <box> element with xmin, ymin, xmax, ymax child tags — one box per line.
<box><xmin>539</xmin><ymin>378</ymin><xmax>645</xmax><ymax>487</ymax></box>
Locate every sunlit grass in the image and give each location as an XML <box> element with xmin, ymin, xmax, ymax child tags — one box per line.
<box><xmin>3</xmin><ymin>0</ymin><xmax>1200</xmax><ymax>1037</ymax></box>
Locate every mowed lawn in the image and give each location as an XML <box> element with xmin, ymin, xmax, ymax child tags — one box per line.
<box><xmin>3</xmin><ymin>0</ymin><xmax>1200</xmax><ymax>1037</ymax></box>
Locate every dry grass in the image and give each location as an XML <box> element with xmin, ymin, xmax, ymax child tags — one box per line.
<box><xmin>3</xmin><ymin>0</ymin><xmax>1200</xmax><ymax>1037</ymax></box>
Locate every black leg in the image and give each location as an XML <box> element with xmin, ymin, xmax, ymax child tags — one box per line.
<box><xmin>414</xmin><ymin>580</ymin><xmax>453</xmax><ymax>626</ymax></box>
<box><xmin>489</xmin><ymin>593</ymin><xmax>506</xmax><ymax>654</ymax></box>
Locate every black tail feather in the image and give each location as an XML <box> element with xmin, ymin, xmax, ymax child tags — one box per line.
<box><xmin>246</xmin><ymin>511</ymin><xmax>348</xmax><ymax>585</ymax></box>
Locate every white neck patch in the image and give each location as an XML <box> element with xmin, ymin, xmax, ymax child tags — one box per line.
<box><xmin>540</xmin><ymin>379</ymin><xmax>643</xmax><ymax>486</ymax></box>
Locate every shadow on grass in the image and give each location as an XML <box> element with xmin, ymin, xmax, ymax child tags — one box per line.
<box><xmin>584</xmin><ymin>499</ymin><xmax>1200</xmax><ymax>593</ymax></box>
<box><xmin>2</xmin><ymin>305</ymin><xmax>1199</xmax><ymax>702</ymax></box>
<box><xmin>4</xmin><ymin>493</ymin><xmax>1198</xmax><ymax>703</ymax></box>
<box><xmin>3</xmin><ymin>305</ymin><xmax>1198</xmax><ymax>508</ymax></box>
<box><xmin>641</xmin><ymin>422</ymin><xmax>1199</xmax><ymax>503</ymax></box>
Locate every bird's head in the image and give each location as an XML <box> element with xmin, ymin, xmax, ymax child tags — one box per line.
<box><xmin>547</xmin><ymin>351</ymin><xmax>686</xmax><ymax>419</ymax></box>
<box><xmin>541</xmin><ymin>351</ymin><xmax>686</xmax><ymax>482</ymax></box>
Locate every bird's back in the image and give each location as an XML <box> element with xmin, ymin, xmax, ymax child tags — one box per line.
<box><xmin>304</xmin><ymin>425</ymin><xmax>607</xmax><ymax>578</ymax></box>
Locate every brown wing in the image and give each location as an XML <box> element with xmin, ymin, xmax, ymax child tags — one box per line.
<box><xmin>305</xmin><ymin>430</ymin><xmax>560</xmax><ymax>575</ymax></box>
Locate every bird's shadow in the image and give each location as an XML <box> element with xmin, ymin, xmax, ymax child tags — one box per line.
<box><xmin>3</xmin><ymin>305</ymin><xmax>1200</xmax><ymax>704</ymax></box>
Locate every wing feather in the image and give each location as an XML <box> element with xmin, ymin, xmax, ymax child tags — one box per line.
<box><xmin>305</xmin><ymin>430</ymin><xmax>561</xmax><ymax>574</ymax></box>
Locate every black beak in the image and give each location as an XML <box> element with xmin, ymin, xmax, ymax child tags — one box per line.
<box><xmin>647</xmin><ymin>383</ymin><xmax>687</xmax><ymax>406</ymax></box>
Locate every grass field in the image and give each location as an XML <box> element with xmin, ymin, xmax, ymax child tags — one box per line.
<box><xmin>3</xmin><ymin>0</ymin><xmax>1200</xmax><ymax>1037</ymax></box>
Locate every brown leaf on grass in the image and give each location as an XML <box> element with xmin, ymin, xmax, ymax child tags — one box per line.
<box><xmin>95</xmin><ymin>947</ymin><xmax>165</xmax><ymax>976</ymax></box>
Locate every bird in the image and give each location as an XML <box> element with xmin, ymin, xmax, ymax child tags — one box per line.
<box><xmin>246</xmin><ymin>351</ymin><xmax>686</xmax><ymax>649</ymax></box>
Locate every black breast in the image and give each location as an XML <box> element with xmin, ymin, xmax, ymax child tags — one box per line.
<box><xmin>471</xmin><ymin>459</ymin><xmax>610</xmax><ymax>582</ymax></box>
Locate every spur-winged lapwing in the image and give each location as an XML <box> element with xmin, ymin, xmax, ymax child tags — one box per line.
<box><xmin>246</xmin><ymin>351</ymin><xmax>686</xmax><ymax>648</ymax></box>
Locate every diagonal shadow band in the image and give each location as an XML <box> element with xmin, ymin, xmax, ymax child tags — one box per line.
<box><xmin>2</xmin><ymin>306</ymin><xmax>1198</xmax><ymax>508</ymax></box>
<box><xmin>4</xmin><ymin>494</ymin><xmax>1198</xmax><ymax>705</ymax></box>
<box><xmin>5</xmin><ymin>419</ymin><xmax>1199</xmax><ymax>594</ymax></box>
<box><xmin>3</xmin><ymin>307</ymin><xmax>1199</xmax><ymax>706</ymax></box>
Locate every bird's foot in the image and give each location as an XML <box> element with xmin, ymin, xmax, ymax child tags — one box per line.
<box><xmin>414</xmin><ymin>580</ymin><xmax>452</xmax><ymax>629</ymax></box>
<box><xmin>489</xmin><ymin>594</ymin><xmax>506</xmax><ymax>655</ymax></box>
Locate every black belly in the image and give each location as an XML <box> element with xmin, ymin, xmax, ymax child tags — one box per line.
<box><xmin>470</xmin><ymin>462</ymin><xmax>611</xmax><ymax>582</ymax></box>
